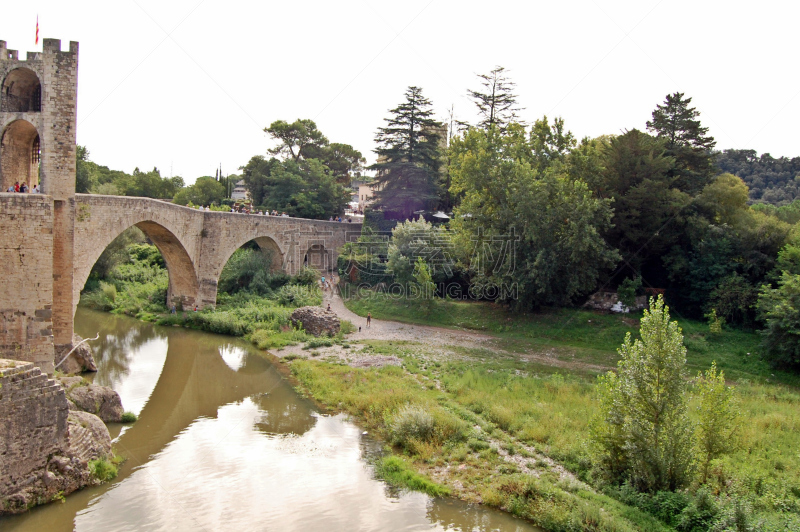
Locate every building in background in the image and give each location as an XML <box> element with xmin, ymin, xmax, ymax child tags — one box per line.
<box><xmin>231</xmin><ymin>179</ymin><xmax>249</xmax><ymax>201</ymax></box>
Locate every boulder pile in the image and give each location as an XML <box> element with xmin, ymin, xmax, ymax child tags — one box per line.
<box><xmin>290</xmin><ymin>306</ymin><xmax>340</xmax><ymax>337</ymax></box>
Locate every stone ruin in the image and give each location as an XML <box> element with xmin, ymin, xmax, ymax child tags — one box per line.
<box><xmin>0</xmin><ymin>359</ymin><xmax>113</xmax><ymax>514</ymax></box>
<box><xmin>290</xmin><ymin>306</ymin><xmax>341</xmax><ymax>337</ymax></box>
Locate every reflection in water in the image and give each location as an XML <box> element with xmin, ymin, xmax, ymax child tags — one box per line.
<box><xmin>0</xmin><ymin>309</ymin><xmax>540</xmax><ymax>532</ymax></box>
<box><xmin>220</xmin><ymin>345</ymin><xmax>246</xmax><ymax>371</ymax></box>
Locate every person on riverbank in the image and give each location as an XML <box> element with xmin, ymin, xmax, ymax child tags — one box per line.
<box><xmin>367</xmin><ymin>312</ymin><xmax>371</xmax><ymax>328</ymax></box>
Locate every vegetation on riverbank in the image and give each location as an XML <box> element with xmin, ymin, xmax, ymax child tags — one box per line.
<box><xmin>79</xmin><ymin>231</ymin><xmax>331</xmax><ymax>350</ymax></box>
<box><xmin>283</xmin><ymin>292</ymin><xmax>800</xmax><ymax>531</ymax></box>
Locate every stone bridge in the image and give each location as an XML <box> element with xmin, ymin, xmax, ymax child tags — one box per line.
<box><xmin>0</xmin><ymin>192</ymin><xmax>360</xmax><ymax>373</ymax></box>
<box><xmin>0</xmin><ymin>38</ymin><xmax>362</xmax><ymax>372</ymax></box>
<box><xmin>73</xmin><ymin>194</ymin><xmax>359</xmax><ymax>311</ymax></box>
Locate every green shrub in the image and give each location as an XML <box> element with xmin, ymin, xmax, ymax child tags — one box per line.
<box><xmin>292</xmin><ymin>267</ymin><xmax>319</xmax><ymax>286</ymax></box>
<box><xmin>121</xmin><ymin>411</ymin><xmax>138</xmax><ymax>423</ymax></box>
<box><xmin>468</xmin><ymin>437</ymin><xmax>491</xmax><ymax>452</ymax></box>
<box><xmin>389</xmin><ymin>404</ymin><xmax>435</xmax><ymax>448</ymax></box>
<box><xmin>277</xmin><ymin>284</ymin><xmax>321</xmax><ymax>307</ymax></box>
<box><xmin>89</xmin><ymin>457</ymin><xmax>118</xmax><ymax>482</ymax></box>
<box><xmin>100</xmin><ymin>281</ymin><xmax>117</xmax><ymax>304</ymax></box>
<box><xmin>305</xmin><ymin>338</ymin><xmax>333</xmax><ymax>349</ymax></box>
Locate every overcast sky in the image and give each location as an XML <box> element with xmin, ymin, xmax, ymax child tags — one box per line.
<box><xmin>3</xmin><ymin>1</ymin><xmax>798</xmax><ymax>184</ymax></box>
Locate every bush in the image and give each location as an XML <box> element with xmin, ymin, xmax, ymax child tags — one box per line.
<box><xmin>89</xmin><ymin>457</ymin><xmax>118</xmax><ymax>482</ymax></box>
<box><xmin>757</xmin><ymin>272</ymin><xmax>800</xmax><ymax>368</ymax></box>
<box><xmin>389</xmin><ymin>404</ymin><xmax>435</xmax><ymax>448</ymax></box>
<box><xmin>121</xmin><ymin>411</ymin><xmax>138</xmax><ymax>423</ymax></box>
<box><xmin>276</xmin><ymin>284</ymin><xmax>321</xmax><ymax>307</ymax></box>
<box><xmin>292</xmin><ymin>267</ymin><xmax>319</xmax><ymax>286</ymax></box>
<box><xmin>617</xmin><ymin>276</ymin><xmax>643</xmax><ymax>310</ymax></box>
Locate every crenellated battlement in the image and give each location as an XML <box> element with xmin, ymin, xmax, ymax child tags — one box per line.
<box><xmin>0</xmin><ymin>38</ymin><xmax>78</xmax><ymax>63</ymax></box>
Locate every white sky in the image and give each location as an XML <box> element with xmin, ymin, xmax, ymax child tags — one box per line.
<box><xmin>3</xmin><ymin>1</ymin><xmax>799</xmax><ymax>184</ymax></box>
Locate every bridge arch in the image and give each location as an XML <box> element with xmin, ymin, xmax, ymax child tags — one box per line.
<box><xmin>1</xmin><ymin>67</ymin><xmax>41</xmax><ymax>113</ymax></box>
<box><xmin>198</xmin><ymin>230</ymin><xmax>287</xmax><ymax>307</ymax></box>
<box><xmin>73</xmin><ymin>196</ymin><xmax>205</xmax><ymax>314</ymax></box>
<box><xmin>0</xmin><ymin>118</ymin><xmax>40</xmax><ymax>191</ymax></box>
<box><xmin>75</xmin><ymin>220</ymin><xmax>199</xmax><ymax>313</ymax></box>
<box><xmin>303</xmin><ymin>242</ymin><xmax>331</xmax><ymax>271</ymax></box>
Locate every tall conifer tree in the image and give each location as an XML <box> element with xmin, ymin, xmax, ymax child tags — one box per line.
<box><xmin>371</xmin><ymin>86</ymin><xmax>443</xmax><ymax>219</ymax></box>
<box><xmin>647</xmin><ymin>92</ymin><xmax>716</xmax><ymax>194</ymax></box>
<box><xmin>466</xmin><ymin>66</ymin><xmax>523</xmax><ymax>132</ymax></box>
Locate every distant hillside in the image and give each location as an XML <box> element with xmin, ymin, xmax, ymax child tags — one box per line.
<box><xmin>716</xmin><ymin>149</ymin><xmax>800</xmax><ymax>206</ymax></box>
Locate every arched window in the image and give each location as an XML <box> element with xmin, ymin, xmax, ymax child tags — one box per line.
<box><xmin>31</xmin><ymin>135</ymin><xmax>40</xmax><ymax>164</ymax></box>
<box><xmin>1</xmin><ymin>68</ymin><xmax>41</xmax><ymax>113</ymax></box>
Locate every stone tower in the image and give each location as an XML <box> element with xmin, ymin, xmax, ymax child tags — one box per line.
<box><xmin>0</xmin><ymin>39</ymin><xmax>78</xmax><ymax>372</ymax></box>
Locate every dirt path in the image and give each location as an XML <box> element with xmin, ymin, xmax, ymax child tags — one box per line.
<box><xmin>272</xmin><ymin>285</ymin><xmax>615</xmax><ymax>374</ymax></box>
<box><xmin>273</xmin><ymin>286</ymin><xmax>494</xmax><ymax>366</ymax></box>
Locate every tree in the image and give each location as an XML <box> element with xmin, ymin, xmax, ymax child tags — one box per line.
<box><xmin>647</xmin><ymin>92</ymin><xmax>717</xmax><ymax>194</ymax></box>
<box><xmin>449</xmin><ymin>122</ymin><xmax>619</xmax><ymax>309</ymax></box>
<box><xmin>386</xmin><ymin>216</ymin><xmax>452</xmax><ymax>285</ymax></box>
<box><xmin>695</xmin><ymin>362</ymin><xmax>740</xmax><ymax>482</ymax></box>
<box><xmin>240</xmin><ymin>155</ymin><xmax>349</xmax><ymax>219</ymax></box>
<box><xmin>265</xmin><ymin>119</ymin><xmax>328</xmax><ymax>162</ymax></box>
<box><xmin>76</xmin><ymin>145</ymin><xmax>91</xmax><ymax>193</ymax></box>
<box><xmin>241</xmin><ymin>156</ymin><xmax>278</xmax><ymax>206</ymax></box>
<box><xmin>465</xmin><ymin>66</ymin><xmax>523</xmax><ymax>132</ymax></box>
<box><xmin>592</xmin><ymin>129</ymin><xmax>688</xmax><ymax>274</ymax></box>
<box><xmin>116</xmin><ymin>167</ymin><xmax>184</xmax><ymax>199</ymax></box>
<box><xmin>321</xmin><ymin>142</ymin><xmax>365</xmax><ymax>184</ymax></box>
<box><xmin>173</xmin><ymin>176</ymin><xmax>226</xmax><ymax>206</ymax></box>
<box><xmin>264</xmin><ymin>119</ymin><xmax>364</xmax><ymax>185</ymax></box>
<box><xmin>529</xmin><ymin>116</ymin><xmax>576</xmax><ymax>174</ymax></box>
<box><xmin>591</xmin><ymin>296</ymin><xmax>695</xmax><ymax>492</ymax></box>
<box><xmin>757</xmin><ymin>271</ymin><xmax>800</xmax><ymax>369</ymax></box>
<box><xmin>371</xmin><ymin>86</ymin><xmax>444</xmax><ymax>219</ymax></box>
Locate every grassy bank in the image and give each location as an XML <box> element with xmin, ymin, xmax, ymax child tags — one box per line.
<box><xmin>285</xmin><ymin>290</ymin><xmax>800</xmax><ymax>531</ymax></box>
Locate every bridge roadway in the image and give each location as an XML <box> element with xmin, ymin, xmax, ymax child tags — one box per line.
<box><xmin>0</xmin><ymin>192</ymin><xmax>361</xmax><ymax>372</ymax></box>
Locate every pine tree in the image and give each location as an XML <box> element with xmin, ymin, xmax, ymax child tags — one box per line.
<box><xmin>370</xmin><ymin>86</ymin><xmax>443</xmax><ymax>220</ymax></box>
<box><xmin>466</xmin><ymin>66</ymin><xmax>523</xmax><ymax>132</ymax></box>
<box><xmin>646</xmin><ymin>92</ymin><xmax>716</xmax><ymax>194</ymax></box>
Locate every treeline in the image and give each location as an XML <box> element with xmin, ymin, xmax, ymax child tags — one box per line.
<box><xmin>339</xmin><ymin>68</ymin><xmax>800</xmax><ymax>371</ymax></box>
<box><xmin>76</xmin><ymin>146</ymin><xmax>236</xmax><ymax>208</ymax></box>
<box><xmin>716</xmin><ymin>149</ymin><xmax>800</xmax><ymax>206</ymax></box>
<box><xmin>76</xmin><ymin>119</ymin><xmax>365</xmax><ymax>220</ymax></box>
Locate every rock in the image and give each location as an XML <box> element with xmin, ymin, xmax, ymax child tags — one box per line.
<box><xmin>57</xmin><ymin>334</ymin><xmax>98</xmax><ymax>374</ymax></box>
<box><xmin>68</xmin><ymin>411</ymin><xmax>113</xmax><ymax>458</ymax></box>
<box><xmin>65</xmin><ymin>382</ymin><xmax>124</xmax><ymax>423</ymax></box>
<box><xmin>290</xmin><ymin>306</ymin><xmax>340</xmax><ymax>337</ymax></box>
<box><xmin>0</xmin><ymin>360</ymin><xmax>112</xmax><ymax>515</ymax></box>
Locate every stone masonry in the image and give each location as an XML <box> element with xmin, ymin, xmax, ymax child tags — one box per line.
<box><xmin>1</xmin><ymin>39</ymin><xmax>78</xmax><ymax>373</ymax></box>
<box><xmin>0</xmin><ymin>359</ymin><xmax>111</xmax><ymax>514</ymax></box>
<box><xmin>0</xmin><ymin>37</ymin><xmax>362</xmax><ymax>371</ymax></box>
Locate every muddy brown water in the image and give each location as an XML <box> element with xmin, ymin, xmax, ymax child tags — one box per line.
<box><xmin>1</xmin><ymin>308</ymin><xmax>542</xmax><ymax>532</ymax></box>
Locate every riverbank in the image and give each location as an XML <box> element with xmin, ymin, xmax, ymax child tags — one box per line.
<box><xmin>279</xmin><ymin>288</ymin><xmax>800</xmax><ymax>532</ymax></box>
<box><xmin>77</xmin><ymin>244</ymin><xmax>800</xmax><ymax>530</ymax></box>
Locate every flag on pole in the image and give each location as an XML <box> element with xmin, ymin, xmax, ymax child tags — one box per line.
<box><xmin>35</xmin><ymin>16</ymin><xmax>39</xmax><ymax>44</ymax></box>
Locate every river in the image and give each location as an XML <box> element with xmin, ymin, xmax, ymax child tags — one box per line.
<box><xmin>1</xmin><ymin>308</ymin><xmax>541</xmax><ymax>532</ymax></box>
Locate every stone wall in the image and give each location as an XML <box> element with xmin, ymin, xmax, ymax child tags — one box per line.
<box><xmin>0</xmin><ymin>358</ymin><xmax>113</xmax><ymax>514</ymax></box>
<box><xmin>0</xmin><ymin>194</ymin><xmax>55</xmax><ymax>371</ymax></box>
